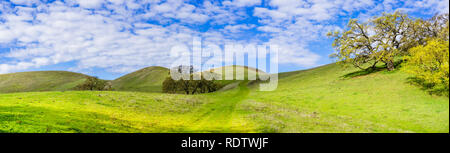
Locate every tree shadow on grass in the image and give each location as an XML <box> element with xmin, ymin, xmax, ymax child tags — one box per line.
<box><xmin>406</xmin><ymin>77</ymin><xmax>449</xmax><ymax>97</ymax></box>
<box><xmin>342</xmin><ymin>60</ymin><xmax>404</xmax><ymax>79</ymax></box>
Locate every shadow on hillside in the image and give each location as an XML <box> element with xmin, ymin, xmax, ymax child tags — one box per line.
<box><xmin>406</xmin><ymin>77</ymin><xmax>449</xmax><ymax>97</ymax></box>
<box><xmin>342</xmin><ymin>60</ymin><xmax>403</xmax><ymax>79</ymax></box>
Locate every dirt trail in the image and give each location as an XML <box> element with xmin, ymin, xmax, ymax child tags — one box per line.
<box><xmin>188</xmin><ymin>81</ymin><xmax>253</xmax><ymax>132</ymax></box>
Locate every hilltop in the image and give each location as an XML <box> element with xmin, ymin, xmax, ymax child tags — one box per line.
<box><xmin>206</xmin><ymin>65</ymin><xmax>268</xmax><ymax>90</ymax></box>
<box><xmin>111</xmin><ymin>66</ymin><xmax>169</xmax><ymax>92</ymax></box>
<box><xmin>0</xmin><ymin>71</ymin><xmax>88</xmax><ymax>93</ymax></box>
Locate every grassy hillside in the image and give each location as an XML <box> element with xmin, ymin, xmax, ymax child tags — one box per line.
<box><xmin>0</xmin><ymin>71</ymin><xmax>87</xmax><ymax>93</ymax></box>
<box><xmin>0</xmin><ymin>82</ymin><xmax>255</xmax><ymax>133</ymax></box>
<box><xmin>112</xmin><ymin>66</ymin><xmax>169</xmax><ymax>92</ymax></box>
<box><xmin>208</xmin><ymin>65</ymin><xmax>267</xmax><ymax>90</ymax></box>
<box><xmin>0</xmin><ymin>63</ymin><xmax>448</xmax><ymax>133</ymax></box>
<box><xmin>244</xmin><ymin>63</ymin><xmax>449</xmax><ymax>132</ymax></box>
<box><xmin>209</xmin><ymin>65</ymin><xmax>265</xmax><ymax>78</ymax></box>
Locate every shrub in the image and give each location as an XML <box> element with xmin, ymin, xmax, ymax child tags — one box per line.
<box><xmin>404</xmin><ymin>39</ymin><xmax>449</xmax><ymax>96</ymax></box>
<box><xmin>162</xmin><ymin>75</ymin><xmax>221</xmax><ymax>94</ymax></box>
<box><xmin>162</xmin><ymin>76</ymin><xmax>177</xmax><ymax>93</ymax></box>
<box><xmin>77</xmin><ymin>76</ymin><xmax>112</xmax><ymax>91</ymax></box>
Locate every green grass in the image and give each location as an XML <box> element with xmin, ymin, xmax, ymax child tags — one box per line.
<box><xmin>111</xmin><ymin>66</ymin><xmax>169</xmax><ymax>92</ymax></box>
<box><xmin>210</xmin><ymin>65</ymin><xmax>267</xmax><ymax>90</ymax></box>
<box><xmin>247</xmin><ymin>63</ymin><xmax>449</xmax><ymax>132</ymax></box>
<box><xmin>0</xmin><ymin>83</ymin><xmax>256</xmax><ymax>133</ymax></box>
<box><xmin>0</xmin><ymin>71</ymin><xmax>88</xmax><ymax>93</ymax></box>
<box><xmin>0</xmin><ymin>63</ymin><xmax>448</xmax><ymax>133</ymax></box>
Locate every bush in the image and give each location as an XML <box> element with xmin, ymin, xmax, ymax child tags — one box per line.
<box><xmin>162</xmin><ymin>76</ymin><xmax>222</xmax><ymax>94</ymax></box>
<box><xmin>162</xmin><ymin>76</ymin><xmax>177</xmax><ymax>93</ymax></box>
<box><xmin>404</xmin><ymin>39</ymin><xmax>449</xmax><ymax>96</ymax></box>
<box><xmin>77</xmin><ymin>76</ymin><xmax>112</xmax><ymax>91</ymax></box>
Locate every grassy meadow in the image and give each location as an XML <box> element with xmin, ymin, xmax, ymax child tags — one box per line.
<box><xmin>0</xmin><ymin>63</ymin><xmax>448</xmax><ymax>133</ymax></box>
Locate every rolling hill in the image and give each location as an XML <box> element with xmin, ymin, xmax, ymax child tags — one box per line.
<box><xmin>110</xmin><ymin>65</ymin><xmax>266</xmax><ymax>92</ymax></box>
<box><xmin>0</xmin><ymin>71</ymin><xmax>88</xmax><ymax>93</ymax></box>
<box><xmin>0</xmin><ymin>63</ymin><xmax>448</xmax><ymax>133</ymax></box>
<box><xmin>111</xmin><ymin>66</ymin><xmax>169</xmax><ymax>92</ymax></box>
<box><xmin>208</xmin><ymin>65</ymin><xmax>266</xmax><ymax>78</ymax></box>
<box><xmin>206</xmin><ymin>65</ymin><xmax>268</xmax><ymax>90</ymax></box>
<box><xmin>0</xmin><ymin>65</ymin><xmax>264</xmax><ymax>93</ymax></box>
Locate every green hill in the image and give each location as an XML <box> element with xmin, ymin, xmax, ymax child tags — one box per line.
<box><xmin>112</xmin><ymin>66</ymin><xmax>169</xmax><ymax>92</ymax></box>
<box><xmin>0</xmin><ymin>71</ymin><xmax>88</xmax><ymax>93</ymax></box>
<box><xmin>209</xmin><ymin>65</ymin><xmax>266</xmax><ymax>77</ymax></box>
<box><xmin>245</xmin><ymin>63</ymin><xmax>447</xmax><ymax>132</ymax></box>
<box><xmin>110</xmin><ymin>65</ymin><xmax>265</xmax><ymax>92</ymax></box>
<box><xmin>205</xmin><ymin>65</ymin><xmax>267</xmax><ymax>90</ymax></box>
<box><xmin>0</xmin><ymin>63</ymin><xmax>448</xmax><ymax>133</ymax></box>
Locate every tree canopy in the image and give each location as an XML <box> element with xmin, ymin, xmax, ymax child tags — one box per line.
<box><xmin>162</xmin><ymin>65</ymin><xmax>222</xmax><ymax>94</ymax></box>
<box><xmin>77</xmin><ymin>76</ymin><xmax>112</xmax><ymax>91</ymax></box>
<box><xmin>328</xmin><ymin>12</ymin><xmax>449</xmax><ymax>71</ymax></box>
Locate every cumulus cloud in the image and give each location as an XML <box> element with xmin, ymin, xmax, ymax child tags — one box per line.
<box><xmin>142</xmin><ymin>0</ymin><xmax>210</xmax><ymax>24</ymax></box>
<box><xmin>223</xmin><ymin>0</ymin><xmax>262</xmax><ymax>7</ymax></box>
<box><xmin>9</xmin><ymin>0</ymin><xmax>41</xmax><ymax>6</ymax></box>
<box><xmin>0</xmin><ymin>0</ymin><xmax>448</xmax><ymax>75</ymax></box>
<box><xmin>413</xmin><ymin>0</ymin><xmax>449</xmax><ymax>14</ymax></box>
<box><xmin>0</xmin><ymin>1</ymin><xmax>197</xmax><ymax>74</ymax></box>
<box><xmin>221</xmin><ymin>24</ymin><xmax>256</xmax><ymax>33</ymax></box>
<box><xmin>74</xmin><ymin>0</ymin><xmax>105</xmax><ymax>9</ymax></box>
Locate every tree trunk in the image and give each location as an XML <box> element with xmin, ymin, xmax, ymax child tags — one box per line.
<box><xmin>370</xmin><ymin>61</ymin><xmax>378</xmax><ymax>70</ymax></box>
<box><xmin>386</xmin><ymin>60</ymin><xmax>395</xmax><ymax>71</ymax></box>
<box><xmin>191</xmin><ymin>86</ymin><xmax>197</xmax><ymax>94</ymax></box>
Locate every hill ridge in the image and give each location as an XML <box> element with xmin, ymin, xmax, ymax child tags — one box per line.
<box><xmin>111</xmin><ymin>66</ymin><xmax>169</xmax><ymax>92</ymax></box>
<box><xmin>0</xmin><ymin>71</ymin><xmax>89</xmax><ymax>93</ymax></box>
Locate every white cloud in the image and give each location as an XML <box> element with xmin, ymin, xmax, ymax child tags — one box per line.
<box><xmin>0</xmin><ymin>0</ymin><xmax>448</xmax><ymax>75</ymax></box>
<box><xmin>262</xmin><ymin>18</ymin><xmax>332</xmax><ymax>66</ymax></box>
<box><xmin>9</xmin><ymin>0</ymin><xmax>41</xmax><ymax>6</ymax></box>
<box><xmin>257</xmin><ymin>0</ymin><xmax>373</xmax><ymax>22</ymax></box>
<box><xmin>221</xmin><ymin>24</ymin><xmax>256</xmax><ymax>33</ymax></box>
<box><xmin>0</xmin><ymin>1</ymin><xmax>201</xmax><ymax>74</ymax></box>
<box><xmin>0</xmin><ymin>26</ymin><xmax>15</xmax><ymax>43</ymax></box>
<box><xmin>75</xmin><ymin>0</ymin><xmax>105</xmax><ymax>9</ymax></box>
<box><xmin>223</xmin><ymin>0</ymin><xmax>262</xmax><ymax>7</ymax></box>
<box><xmin>338</xmin><ymin>0</ymin><xmax>375</xmax><ymax>12</ymax></box>
<box><xmin>413</xmin><ymin>0</ymin><xmax>449</xmax><ymax>14</ymax></box>
<box><xmin>202</xmin><ymin>1</ymin><xmax>247</xmax><ymax>25</ymax></box>
<box><xmin>257</xmin><ymin>26</ymin><xmax>282</xmax><ymax>33</ymax></box>
<box><xmin>254</xmin><ymin>7</ymin><xmax>289</xmax><ymax>22</ymax></box>
<box><xmin>143</xmin><ymin>0</ymin><xmax>210</xmax><ymax>24</ymax></box>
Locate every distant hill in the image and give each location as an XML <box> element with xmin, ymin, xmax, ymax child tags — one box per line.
<box><xmin>207</xmin><ymin>65</ymin><xmax>268</xmax><ymax>90</ymax></box>
<box><xmin>0</xmin><ymin>65</ymin><xmax>266</xmax><ymax>93</ymax></box>
<box><xmin>111</xmin><ymin>65</ymin><xmax>267</xmax><ymax>92</ymax></box>
<box><xmin>111</xmin><ymin>66</ymin><xmax>169</xmax><ymax>92</ymax></box>
<box><xmin>0</xmin><ymin>71</ymin><xmax>88</xmax><ymax>93</ymax></box>
<box><xmin>209</xmin><ymin>65</ymin><xmax>266</xmax><ymax>79</ymax></box>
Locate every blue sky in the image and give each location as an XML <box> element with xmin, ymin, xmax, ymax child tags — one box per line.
<box><xmin>0</xmin><ymin>0</ymin><xmax>448</xmax><ymax>80</ymax></box>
